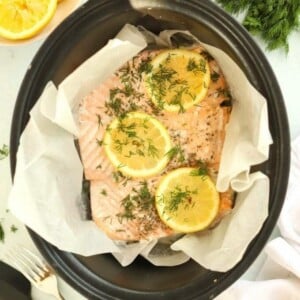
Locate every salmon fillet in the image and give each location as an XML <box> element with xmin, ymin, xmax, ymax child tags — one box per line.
<box><xmin>78</xmin><ymin>46</ymin><xmax>233</xmax><ymax>241</ymax></box>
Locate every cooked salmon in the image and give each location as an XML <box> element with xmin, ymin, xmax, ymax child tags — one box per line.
<box><xmin>78</xmin><ymin>46</ymin><xmax>233</xmax><ymax>241</ymax></box>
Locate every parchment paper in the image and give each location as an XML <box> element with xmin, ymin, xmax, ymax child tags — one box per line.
<box><xmin>8</xmin><ymin>24</ymin><xmax>272</xmax><ymax>271</ymax></box>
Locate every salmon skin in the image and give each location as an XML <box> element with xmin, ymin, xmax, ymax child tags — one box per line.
<box><xmin>78</xmin><ymin>46</ymin><xmax>233</xmax><ymax>241</ymax></box>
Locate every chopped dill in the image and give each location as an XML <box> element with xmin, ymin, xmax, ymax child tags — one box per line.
<box><xmin>165</xmin><ymin>186</ymin><xmax>197</xmax><ymax>212</ymax></box>
<box><xmin>117</xmin><ymin>195</ymin><xmax>135</xmax><ymax>222</ymax></box>
<box><xmin>118</xmin><ymin>120</ymin><xmax>137</xmax><ymax>138</ymax></box>
<box><xmin>187</xmin><ymin>58</ymin><xmax>206</xmax><ymax>74</ymax></box>
<box><xmin>147</xmin><ymin>142</ymin><xmax>159</xmax><ymax>158</ymax></box>
<box><xmin>97</xmin><ymin>114</ymin><xmax>103</xmax><ymax>127</ymax></box>
<box><xmin>112</xmin><ymin>171</ymin><xmax>125</xmax><ymax>183</ymax></box>
<box><xmin>0</xmin><ymin>144</ymin><xmax>9</xmax><ymax>160</ymax></box>
<box><xmin>200</xmin><ymin>50</ymin><xmax>214</xmax><ymax>62</ymax></box>
<box><xmin>100</xmin><ymin>189</ymin><xmax>107</xmax><ymax>196</ymax></box>
<box><xmin>0</xmin><ymin>223</ymin><xmax>4</xmax><ymax>242</ymax></box>
<box><xmin>138</xmin><ymin>57</ymin><xmax>153</xmax><ymax>75</ymax></box>
<box><xmin>169</xmin><ymin>86</ymin><xmax>189</xmax><ymax>113</ymax></box>
<box><xmin>147</xmin><ymin>65</ymin><xmax>177</xmax><ymax>109</ymax></box>
<box><xmin>10</xmin><ymin>225</ymin><xmax>18</xmax><ymax>233</ymax></box>
<box><xmin>116</xmin><ymin>182</ymin><xmax>154</xmax><ymax>223</ymax></box>
<box><xmin>211</xmin><ymin>71</ymin><xmax>220</xmax><ymax>82</ymax></box>
<box><xmin>96</xmin><ymin>139</ymin><xmax>104</xmax><ymax>147</ymax></box>
<box><xmin>165</xmin><ymin>145</ymin><xmax>185</xmax><ymax>163</ymax></box>
<box><xmin>190</xmin><ymin>160</ymin><xmax>208</xmax><ymax>178</ymax></box>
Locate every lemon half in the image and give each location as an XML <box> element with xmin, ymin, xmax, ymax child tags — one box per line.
<box><xmin>0</xmin><ymin>0</ymin><xmax>57</xmax><ymax>40</ymax></box>
<box><xmin>155</xmin><ymin>168</ymin><xmax>219</xmax><ymax>233</ymax></box>
<box><xmin>104</xmin><ymin>112</ymin><xmax>172</xmax><ymax>178</ymax></box>
<box><xmin>146</xmin><ymin>49</ymin><xmax>210</xmax><ymax>113</ymax></box>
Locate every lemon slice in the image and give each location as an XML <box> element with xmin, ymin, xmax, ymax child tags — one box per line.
<box><xmin>0</xmin><ymin>0</ymin><xmax>57</xmax><ymax>40</ymax></box>
<box><xmin>103</xmin><ymin>112</ymin><xmax>172</xmax><ymax>178</ymax></box>
<box><xmin>146</xmin><ymin>49</ymin><xmax>210</xmax><ymax>113</ymax></box>
<box><xmin>155</xmin><ymin>168</ymin><xmax>219</xmax><ymax>233</ymax></box>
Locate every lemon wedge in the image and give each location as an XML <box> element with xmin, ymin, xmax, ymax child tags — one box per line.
<box><xmin>146</xmin><ymin>49</ymin><xmax>210</xmax><ymax>113</ymax></box>
<box><xmin>103</xmin><ymin>112</ymin><xmax>172</xmax><ymax>178</ymax></box>
<box><xmin>0</xmin><ymin>0</ymin><xmax>57</xmax><ymax>40</ymax></box>
<box><xmin>155</xmin><ymin>168</ymin><xmax>219</xmax><ymax>233</ymax></box>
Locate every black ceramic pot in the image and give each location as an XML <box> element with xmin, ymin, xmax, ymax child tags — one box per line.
<box><xmin>10</xmin><ymin>0</ymin><xmax>290</xmax><ymax>299</ymax></box>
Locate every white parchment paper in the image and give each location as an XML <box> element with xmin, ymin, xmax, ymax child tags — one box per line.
<box><xmin>8</xmin><ymin>24</ymin><xmax>272</xmax><ymax>271</ymax></box>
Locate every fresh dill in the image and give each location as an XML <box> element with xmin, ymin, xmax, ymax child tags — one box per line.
<box><xmin>116</xmin><ymin>182</ymin><xmax>154</xmax><ymax>223</ymax></box>
<box><xmin>200</xmin><ymin>50</ymin><xmax>214</xmax><ymax>62</ymax></box>
<box><xmin>10</xmin><ymin>224</ymin><xmax>18</xmax><ymax>233</ymax></box>
<box><xmin>0</xmin><ymin>223</ymin><xmax>4</xmax><ymax>242</ymax></box>
<box><xmin>100</xmin><ymin>189</ymin><xmax>107</xmax><ymax>196</ymax></box>
<box><xmin>97</xmin><ymin>114</ymin><xmax>103</xmax><ymax>127</ymax></box>
<box><xmin>165</xmin><ymin>186</ymin><xmax>197</xmax><ymax>212</ymax></box>
<box><xmin>117</xmin><ymin>195</ymin><xmax>136</xmax><ymax>222</ymax></box>
<box><xmin>118</xmin><ymin>121</ymin><xmax>138</xmax><ymax>138</ymax></box>
<box><xmin>187</xmin><ymin>58</ymin><xmax>206</xmax><ymax>74</ymax></box>
<box><xmin>217</xmin><ymin>0</ymin><xmax>300</xmax><ymax>51</ymax></box>
<box><xmin>165</xmin><ymin>145</ymin><xmax>185</xmax><ymax>163</ymax></box>
<box><xmin>138</xmin><ymin>57</ymin><xmax>153</xmax><ymax>75</ymax></box>
<box><xmin>146</xmin><ymin>65</ymin><xmax>177</xmax><ymax>109</ymax></box>
<box><xmin>147</xmin><ymin>142</ymin><xmax>159</xmax><ymax>158</ymax></box>
<box><xmin>112</xmin><ymin>171</ymin><xmax>125</xmax><ymax>183</ymax></box>
<box><xmin>169</xmin><ymin>86</ymin><xmax>189</xmax><ymax>113</ymax></box>
<box><xmin>96</xmin><ymin>139</ymin><xmax>104</xmax><ymax>147</ymax></box>
<box><xmin>211</xmin><ymin>71</ymin><xmax>220</xmax><ymax>82</ymax></box>
<box><xmin>0</xmin><ymin>144</ymin><xmax>9</xmax><ymax>160</ymax></box>
<box><xmin>190</xmin><ymin>160</ymin><xmax>208</xmax><ymax>178</ymax></box>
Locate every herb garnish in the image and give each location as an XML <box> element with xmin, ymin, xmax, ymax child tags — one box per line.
<box><xmin>100</xmin><ymin>189</ymin><xmax>107</xmax><ymax>196</ymax></box>
<box><xmin>116</xmin><ymin>182</ymin><xmax>154</xmax><ymax>222</ymax></box>
<box><xmin>190</xmin><ymin>160</ymin><xmax>208</xmax><ymax>179</ymax></box>
<box><xmin>200</xmin><ymin>50</ymin><xmax>214</xmax><ymax>62</ymax></box>
<box><xmin>10</xmin><ymin>225</ymin><xmax>18</xmax><ymax>233</ymax></box>
<box><xmin>97</xmin><ymin>114</ymin><xmax>103</xmax><ymax>127</ymax></box>
<box><xmin>112</xmin><ymin>117</ymin><xmax>159</xmax><ymax>159</ymax></box>
<box><xmin>0</xmin><ymin>144</ymin><xmax>9</xmax><ymax>160</ymax></box>
<box><xmin>96</xmin><ymin>139</ymin><xmax>104</xmax><ymax>147</ymax></box>
<box><xmin>0</xmin><ymin>223</ymin><xmax>4</xmax><ymax>242</ymax></box>
<box><xmin>146</xmin><ymin>65</ymin><xmax>177</xmax><ymax>109</ymax></box>
<box><xmin>105</xmin><ymin>62</ymin><xmax>144</xmax><ymax>117</ymax></box>
<box><xmin>187</xmin><ymin>58</ymin><xmax>206</xmax><ymax>74</ymax></box>
<box><xmin>217</xmin><ymin>0</ymin><xmax>300</xmax><ymax>51</ymax></box>
<box><xmin>165</xmin><ymin>145</ymin><xmax>186</xmax><ymax>163</ymax></box>
<box><xmin>165</xmin><ymin>186</ymin><xmax>197</xmax><ymax>213</ymax></box>
<box><xmin>138</xmin><ymin>57</ymin><xmax>153</xmax><ymax>75</ymax></box>
<box><xmin>211</xmin><ymin>71</ymin><xmax>220</xmax><ymax>82</ymax></box>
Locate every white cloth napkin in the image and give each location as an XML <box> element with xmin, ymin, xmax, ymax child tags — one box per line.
<box><xmin>216</xmin><ymin>135</ymin><xmax>300</xmax><ymax>299</ymax></box>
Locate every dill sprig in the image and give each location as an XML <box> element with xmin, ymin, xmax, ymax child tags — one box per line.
<box><xmin>211</xmin><ymin>71</ymin><xmax>220</xmax><ymax>82</ymax></box>
<box><xmin>217</xmin><ymin>0</ymin><xmax>300</xmax><ymax>51</ymax></box>
<box><xmin>116</xmin><ymin>182</ymin><xmax>154</xmax><ymax>223</ymax></box>
<box><xmin>165</xmin><ymin>145</ymin><xmax>186</xmax><ymax>163</ymax></box>
<box><xmin>165</xmin><ymin>186</ymin><xmax>197</xmax><ymax>212</ymax></box>
<box><xmin>186</xmin><ymin>58</ymin><xmax>207</xmax><ymax>74</ymax></box>
<box><xmin>0</xmin><ymin>144</ymin><xmax>9</xmax><ymax>160</ymax></box>
<box><xmin>190</xmin><ymin>160</ymin><xmax>208</xmax><ymax>178</ymax></box>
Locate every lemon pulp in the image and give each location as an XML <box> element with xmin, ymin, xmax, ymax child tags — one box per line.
<box><xmin>104</xmin><ymin>111</ymin><xmax>172</xmax><ymax>178</ymax></box>
<box><xmin>146</xmin><ymin>49</ymin><xmax>210</xmax><ymax>113</ymax></box>
<box><xmin>155</xmin><ymin>167</ymin><xmax>220</xmax><ymax>233</ymax></box>
<box><xmin>0</xmin><ymin>0</ymin><xmax>57</xmax><ymax>40</ymax></box>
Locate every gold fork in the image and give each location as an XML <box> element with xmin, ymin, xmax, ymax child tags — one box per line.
<box><xmin>5</xmin><ymin>246</ymin><xmax>62</xmax><ymax>299</ymax></box>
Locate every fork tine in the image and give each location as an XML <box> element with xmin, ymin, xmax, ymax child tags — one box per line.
<box><xmin>4</xmin><ymin>246</ymin><xmax>62</xmax><ymax>299</ymax></box>
<box><xmin>6</xmin><ymin>246</ymin><xmax>50</xmax><ymax>282</ymax></box>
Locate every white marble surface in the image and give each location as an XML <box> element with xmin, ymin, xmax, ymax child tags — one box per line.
<box><xmin>0</xmin><ymin>3</ymin><xmax>299</xmax><ymax>299</ymax></box>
